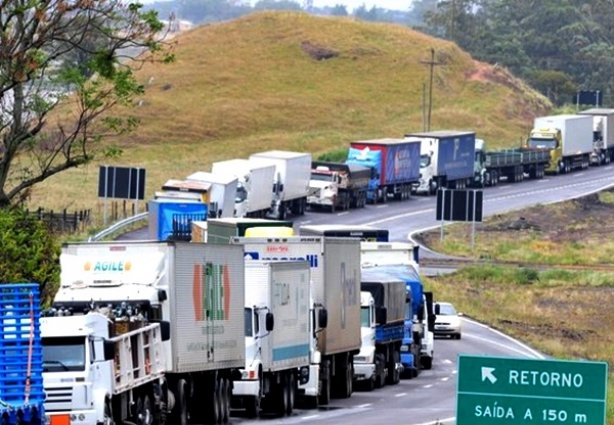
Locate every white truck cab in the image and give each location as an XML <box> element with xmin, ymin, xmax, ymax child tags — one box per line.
<box><xmin>353</xmin><ymin>292</ymin><xmax>377</xmax><ymax>383</ymax></box>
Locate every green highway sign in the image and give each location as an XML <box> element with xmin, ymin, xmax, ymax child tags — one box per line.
<box><xmin>457</xmin><ymin>355</ymin><xmax>608</xmax><ymax>425</ymax></box>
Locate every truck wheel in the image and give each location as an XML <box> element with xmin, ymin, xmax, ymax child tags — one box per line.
<box><xmin>173</xmin><ymin>380</ymin><xmax>188</xmax><ymax>425</ymax></box>
<box><xmin>245</xmin><ymin>395</ymin><xmax>260</xmax><ymax>418</ymax></box>
<box><xmin>104</xmin><ymin>397</ymin><xmax>116</xmax><ymax>425</ymax></box>
<box><xmin>136</xmin><ymin>394</ymin><xmax>154</xmax><ymax>425</ymax></box>
<box><xmin>286</xmin><ymin>372</ymin><xmax>295</xmax><ymax>415</ymax></box>
<box><xmin>318</xmin><ymin>368</ymin><xmax>330</xmax><ymax>405</ymax></box>
<box><xmin>421</xmin><ymin>356</ymin><xmax>433</xmax><ymax>370</ymax></box>
<box><xmin>374</xmin><ymin>354</ymin><xmax>386</xmax><ymax>388</ymax></box>
<box><xmin>386</xmin><ymin>350</ymin><xmax>400</xmax><ymax>385</ymax></box>
<box><xmin>221</xmin><ymin>378</ymin><xmax>230</xmax><ymax>423</ymax></box>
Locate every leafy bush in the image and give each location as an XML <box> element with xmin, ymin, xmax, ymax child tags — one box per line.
<box><xmin>0</xmin><ymin>209</ymin><xmax>60</xmax><ymax>306</ymax></box>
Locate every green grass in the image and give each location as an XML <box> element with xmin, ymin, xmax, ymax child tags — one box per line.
<box><xmin>25</xmin><ymin>11</ymin><xmax>551</xmax><ymax>217</ymax></box>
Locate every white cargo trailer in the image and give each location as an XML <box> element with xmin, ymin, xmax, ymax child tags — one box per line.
<box><xmin>249</xmin><ymin>150</ymin><xmax>311</xmax><ymax>219</ymax></box>
<box><xmin>187</xmin><ymin>171</ymin><xmax>238</xmax><ymax>218</ymax></box>
<box><xmin>233</xmin><ymin>261</ymin><xmax>311</xmax><ymax>417</ymax></box>
<box><xmin>528</xmin><ymin>114</ymin><xmax>593</xmax><ymax>173</ymax></box>
<box><xmin>211</xmin><ymin>158</ymin><xmax>276</xmax><ymax>217</ymax></box>
<box><xmin>43</xmin><ymin>241</ymin><xmax>246</xmax><ymax>425</ymax></box>
<box><xmin>578</xmin><ymin>108</ymin><xmax>614</xmax><ymax>165</ymax></box>
<box><xmin>232</xmin><ymin>236</ymin><xmax>361</xmax><ymax>406</ymax></box>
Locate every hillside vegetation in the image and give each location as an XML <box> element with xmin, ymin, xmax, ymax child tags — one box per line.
<box><xmin>29</xmin><ymin>12</ymin><xmax>550</xmax><ymax>216</ymax></box>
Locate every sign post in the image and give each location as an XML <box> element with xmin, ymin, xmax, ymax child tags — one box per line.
<box><xmin>457</xmin><ymin>354</ymin><xmax>608</xmax><ymax>425</ymax></box>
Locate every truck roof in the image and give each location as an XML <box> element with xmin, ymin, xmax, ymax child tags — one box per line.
<box><xmin>404</xmin><ymin>130</ymin><xmax>475</xmax><ymax>138</ymax></box>
<box><xmin>351</xmin><ymin>138</ymin><xmax>412</xmax><ymax>145</ymax></box>
<box><xmin>250</xmin><ymin>150</ymin><xmax>311</xmax><ymax>159</ymax></box>
<box><xmin>187</xmin><ymin>171</ymin><xmax>238</xmax><ymax>185</ymax></box>
<box><xmin>578</xmin><ymin>108</ymin><xmax>614</xmax><ymax>116</ymax></box>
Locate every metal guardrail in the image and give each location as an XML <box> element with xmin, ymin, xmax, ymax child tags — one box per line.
<box><xmin>88</xmin><ymin>212</ymin><xmax>148</xmax><ymax>242</ymax></box>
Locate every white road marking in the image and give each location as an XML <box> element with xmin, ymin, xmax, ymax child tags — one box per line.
<box><xmin>395</xmin><ymin>392</ymin><xmax>407</xmax><ymax>398</ymax></box>
<box><xmin>302</xmin><ymin>415</ymin><xmax>320</xmax><ymax>420</ymax></box>
<box><xmin>576</xmin><ymin>173</ymin><xmax>585</xmax><ymax>177</ymax></box>
<box><xmin>413</xmin><ymin>417</ymin><xmax>456</xmax><ymax>425</ymax></box>
<box><xmin>442</xmin><ymin>359</ymin><xmax>452</xmax><ymax>365</ymax></box>
<box><xmin>299</xmin><ymin>220</ymin><xmax>311</xmax><ymax>224</ymax></box>
<box><xmin>365</xmin><ymin>208</ymin><xmax>434</xmax><ymax>225</ymax></box>
<box><xmin>336</xmin><ymin>211</ymin><xmax>350</xmax><ymax>216</ymax></box>
<box><xmin>423</xmin><ymin>384</ymin><xmax>433</xmax><ymax>388</ymax></box>
<box><xmin>375</xmin><ymin>205</ymin><xmax>389</xmax><ymax>209</ymax></box>
<box><xmin>440</xmin><ymin>377</ymin><xmax>449</xmax><ymax>382</ymax></box>
<box><xmin>356</xmin><ymin>403</ymin><xmax>372</xmax><ymax>409</ymax></box>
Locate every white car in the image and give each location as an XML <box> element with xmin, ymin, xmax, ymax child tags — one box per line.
<box><xmin>434</xmin><ymin>302</ymin><xmax>462</xmax><ymax>339</ymax></box>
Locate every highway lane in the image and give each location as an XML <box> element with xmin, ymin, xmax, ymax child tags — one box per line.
<box><xmin>118</xmin><ymin>166</ymin><xmax>613</xmax><ymax>424</ymax></box>
<box><xmin>227</xmin><ymin>318</ymin><xmax>543</xmax><ymax>425</ymax></box>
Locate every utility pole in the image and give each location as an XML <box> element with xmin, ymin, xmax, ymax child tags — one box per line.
<box><xmin>420</xmin><ymin>48</ymin><xmax>444</xmax><ymax>131</ymax></box>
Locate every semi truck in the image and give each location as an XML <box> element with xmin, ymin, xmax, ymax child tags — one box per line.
<box><xmin>527</xmin><ymin>114</ymin><xmax>593</xmax><ymax>173</ymax></box>
<box><xmin>578</xmin><ymin>108</ymin><xmax>614</xmax><ymax>165</ymax></box>
<box><xmin>249</xmin><ymin>150</ymin><xmax>311</xmax><ymax>219</ymax></box>
<box><xmin>405</xmin><ymin>130</ymin><xmax>476</xmax><ymax>195</ymax></box>
<box><xmin>346</xmin><ymin>138</ymin><xmax>420</xmax><ymax>203</ymax></box>
<box><xmin>211</xmin><ymin>159</ymin><xmax>276</xmax><ymax>218</ymax></box>
<box><xmin>41</xmin><ymin>241</ymin><xmax>246</xmax><ymax>425</ymax></box>
<box><xmin>231</xmin><ymin>236</ymin><xmax>361</xmax><ymax>407</ymax></box>
<box><xmin>205</xmin><ymin>217</ymin><xmax>293</xmax><ymax>244</ymax></box>
<box><xmin>354</xmin><ymin>272</ymin><xmax>406</xmax><ymax>390</ymax></box>
<box><xmin>360</xmin><ymin>242</ymin><xmax>435</xmax><ymax>372</ymax></box>
<box><xmin>471</xmin><ymin>138</ymin><xmax>550</xmax><ymax>187</ymax></box>
<box><xmin>232</xmin><ymin>261</ymin><xmax>311</xmax><ymax>417</ymax></box>
<box><xmin>0</xmin><ymin>284</ymin><xmax>45</xmax><ymax>425</ymax></box>
<box><xmin>308</xmin><ymin>161</ymin><xmax>370</xmax><ymax>211</ymax></box>
<box><xmin>186</xmin><ymin>171</ymin><xmax>238</xmax><ymax>218</ymax></box>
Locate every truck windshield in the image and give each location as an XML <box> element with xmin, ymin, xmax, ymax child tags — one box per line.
<box><xmin>310</xmin><ymin>172</ymin><xmax>334</xmax><ymax>182</ymax></box>
<box><xmin>244</xmin><ymin>307</ymin><xmax>253</xmax><ymax>337</ymax></box>
<box><xmin>235</xmin><ymin>184</ymin><xmax>247</xmax><ymax>203</ymax></box>
<box><xmin>361</xmin><ymin>306</ymin><xmax>370</xmax><ymax>327</ymax></box>
<box><xmin>420</xmin><ymin>155</ymin><xmax>431</xmax><ymax>167</ymax></box>
<box><xmin>527</xmin><ymin>137</ymin><xmax>557</xmax><ymax>149</ymax></box>
<box><xmin>42</xmin><ymin>336</ymin><xmax>86</xmax><ymax>372</ymax></box>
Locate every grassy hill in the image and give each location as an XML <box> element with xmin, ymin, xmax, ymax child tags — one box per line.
<box><xmin>29</xmin><ymin>11</ymin><xmax>551</xmax><ymax>217</ymax></box>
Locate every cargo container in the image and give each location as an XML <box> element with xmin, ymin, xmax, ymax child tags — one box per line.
<box><xmin>206</xmin><ymin>217</ymin><xmax>293</xmax><ymax>244</ymax></box>
<box><xmin>404</xmin><ymin>130</ymin><xmax>475</xmax><ymax>195</ymax></box>
<box><xmin>211</xmin><ymin>158</ymin><xmax>276</xmax><ymax>217</ymax></box>
<box><xmin>42</xmin><ymin>241</ymin><xmax>246</xmax><ymax>425</ymax></box>
<box><xmin>528</xmin><ymin>114</ymin><xmax>593</xmax><ymax>173</ymax></box>
<box><xmin>232</xmin><ymin>236</ymin><xmax>361</xmax><ymax>407</ymax></box>
<box><xmin>578</xmin><ymin>108</ymin><xmax>614</xmax><ymax>165</ymax></box>
<box><xmin>187</xmin><ymin>171</ymin><xmax>238</xmax><ymax>218</ymax></box>
<box><xmin>148</xmin><ymin>198</ymin><xmax>208</xmax><ymax>241</ymax></box>
<box><xmin>249</xmin><ymin>150</ymin><xmax>311</xmax><ymax>219</ymax></box>
<box><xmin>347</xmin><ymin>138</ymin><xmax>420</xmax><ymax>203</ymax></box>
<box><xmin>232</xmin><ymin>261</ymin><xmax>311</xmax><ymax>417</ymax></box>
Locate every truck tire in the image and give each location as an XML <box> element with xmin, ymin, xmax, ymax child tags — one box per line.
<box><xmin>136</xmin><ymin>394</ymin><xmax>154</xmax><ymax>425</ymax></box>
<box><xmin>221</xmin><ymin>378</ymin><xmax>231</xmax><ymax>423</ymax></box>
<box><xmin>318</xmin><ymin>366</ymin><xmax>330</xmax><ymax>405</ymax></box>
<box><xmin>386</xmin><ymin>350</ymin><xmax>400</xmax><ymax>385</ymax></box>
<box><xmin>374</xmin><ymin>354</ymin><xmax>386</xmax><ymax>388</ymax></box>
<box><xmin>104</xmin><ymin>397</ymin><xmax>116</xmax><ymax>425</ymax></box>
<box><xmin>286</xmin><ymin>372</ymin><xmax>295</xmax><ymax>415</ymax></box>
<box><xmin>421</xmin><ymin>356</ymin><xmax>433</xmax><ymax>370</ymax></box>
<box><xmin>173</xmin><ymin>380</ymin><xmax>188</xmax><ymax>425</ymax></box>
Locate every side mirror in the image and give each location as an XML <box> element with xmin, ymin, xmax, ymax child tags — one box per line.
<box><xmin>434</xmin><ymin>304</ymin><xmax>441</xmax><ymax>315</ymax></box>
<box><xmin>318</xmin><ymin>308</ymin><xmax>328</xmax><ymax>329</ymax></box>
<box><xmin>375</xmin><ymin>307</ymin><xmax>387</xmax><ymax>325</ymax></box>
<box><xmin>159</xmin><ymin>321</ymin><xmax>171</xmax><ymax>341</ymax></box>
<box><xmin>265</xmin><ymin>312</ymin><xmax>275</xmax><ymax>332</ymax></box>
<box><xmin>103</xmin><ymin>340</ymin><xmax>115</xmax><ymax>361</ymax></box>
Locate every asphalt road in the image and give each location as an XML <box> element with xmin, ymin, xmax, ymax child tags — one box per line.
<box><xmin>227</xmin><ymin>319</ymin><xmax>544</xmax><ymax>425</ymax></box>
<box><xmin>119</xmin><ymin>165</ymin><xmax>614</xmax><ymax>425</ymax></box>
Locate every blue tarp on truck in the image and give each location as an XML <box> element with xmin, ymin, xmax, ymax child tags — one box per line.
<box><xmin>349</xmin><ymin>139</ymin><xmax>420</xmax><ymax>185</ymax></box>
<box><xmin>148</xmin><ymin>199</ymin><xmax>208</xmax><ymax>241</ymax></box>
<box><xmin>0</xmin><ymin>284</ymin><xmax>44</xmax><ymax>425</ymax></box>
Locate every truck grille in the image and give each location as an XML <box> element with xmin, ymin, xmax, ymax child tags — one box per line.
<box><xmin>44</xmin><ymin>386</ymin><xmax>73</xmax><ymax>412</ymax></box>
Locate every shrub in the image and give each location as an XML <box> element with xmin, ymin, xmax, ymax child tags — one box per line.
<box><xmin>0</xmin><ymin>209</ymin><xmax>60</xmax><ymax>306</ymax></box>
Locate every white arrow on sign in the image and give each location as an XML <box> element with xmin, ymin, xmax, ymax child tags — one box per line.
<box><xmin>481</xmin><ymin>367</ymin><xmax>497</xmax><ymax>384</ymax></box>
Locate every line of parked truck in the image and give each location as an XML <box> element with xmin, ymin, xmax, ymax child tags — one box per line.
<box><xmin>20</xmin><ymin>219</ymin><xmax>437</xmax><ymax>425</ymax></box>
<box><xmin>146</xmin><ymin>109</ymin><xmax>614</xmax><ymax>229</ymax></box>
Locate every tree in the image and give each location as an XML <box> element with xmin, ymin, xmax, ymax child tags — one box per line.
<box><xmin>0</xmin><ymin>208</ymin><xmax>60</xmax><ymax>306</ymax></box>
<box><xmin>0</xmin><ymin>0</ymin><xmax>172</xmax><ymax>208</ymax></box>
<box><xmin>330</xmin><ymin>4</ymin><xmax>349</xmax><ymax>16</ymax></box>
